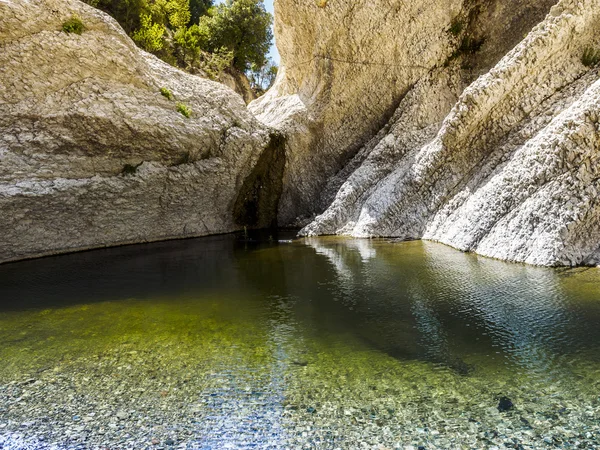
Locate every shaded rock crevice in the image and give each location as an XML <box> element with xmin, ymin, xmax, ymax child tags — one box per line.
<box><xmin>233</xmin><ymin>132</ymin><xmax>287</xmax><ymax>229</ymax></box>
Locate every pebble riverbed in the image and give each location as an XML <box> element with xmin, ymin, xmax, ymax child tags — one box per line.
<box><xmin>0</xmin><ymin>236</ymin><xmax>599</xmax><ymax>449</ymax></box>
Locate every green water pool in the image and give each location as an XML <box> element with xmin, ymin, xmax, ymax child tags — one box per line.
<box><xmin>0</xmin><ymin>234</ymin><xmax>599</xmax><ymax>449</ymax></box>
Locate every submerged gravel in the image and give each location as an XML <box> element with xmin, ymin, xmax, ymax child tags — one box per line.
<box><xmin>1</xmin><ymin>238</ymin><xmax>600</xmax><ymax>449</ymax></box>
<box><xmin>1</xmin><ymin>341</ymin><xmax>599</xmax><ymax>450</ymax></box>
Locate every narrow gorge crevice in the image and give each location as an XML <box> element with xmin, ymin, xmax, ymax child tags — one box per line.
<box><xmin>233</xmin><ymin>131</ymin><xmax>286</xmax><ymax>229</ymax></box>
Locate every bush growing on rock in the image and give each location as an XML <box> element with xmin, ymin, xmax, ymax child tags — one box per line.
<box><xmin>160</xmin><ymin>87</ymin><xmax>174</xmax><ymax>100</ymax></box>
<box><xmin>177</xmin><ymin>102</ymin><xmax>193</xmax><ymax>118</ymax></box>
<box><xmin>62</xmin><ymin>15</ymin><xmax>85</xmax><ymax>34</ymax></box>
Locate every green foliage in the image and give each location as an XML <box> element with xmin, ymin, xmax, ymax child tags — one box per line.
<box><xmin>62</xmin><ymin>16</ymin><xmax>85</xmax><ymax>35</ymax></box>
<box><xmin>86</xmin><ymin>0</ymin><xmax>273</xmax><ymax>88</ymax></box>
<box><xmin>83</xmin><ymin>0</ymin><xmax>146</xmax><ymax>33</ymax></box>
<box><xmin>582</xmin><ymin>47</ymin><xmax>600</xmax><ymax>67</ymax></box>
<box><xmin>189</xmin><ymin>0</ymin><xmax>213</xmax><ymax>24</ymax></box>
<box><xmin>173</xmin><ymin>24</ymin><xmax>209</xmax><ymax>67</ymax></box>
<box><xmin>448</xmin><ymin>18</ymin><xmax>464</xmax><ymax>36</ymax></box>
<box><xmin>177</xmin><ymin>102</ymin><xmax>193</xmax><ymax>118</ymax></box>
<box><xmin>160</xmin><ymin>87</ymin><xmax>173</xmax><ymax>100</ymax></box>
<box><xmin>166</xmin><ymin>0</ymin><xmax>191</xmax><ymax>28</ymax></box>
<box><xmin>198</xmin><ymin>0</ymin><xmax>273</xmax><ymax>72</ymax></box>
<box><xmin>198</xmin><ymin>47</ymin><xmax>234</xmax><ymax>79</ymax></box>
<box><xmin>133</xmin><ymin>14</ymin><xmax>165</xmax><ymax>52</ymax></box>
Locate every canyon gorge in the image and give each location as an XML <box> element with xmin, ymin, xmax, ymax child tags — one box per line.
<box><xmin>1</xmin><ymin>0</ymin><xmax>599</xmax><ymax>266</ymax></box>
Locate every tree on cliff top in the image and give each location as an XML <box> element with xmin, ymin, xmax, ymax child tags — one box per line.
<box><xmin>197</xmin><ymin>0</ymin><xmax>273</xmax><ymax>72</ymax></box>
<box><xmin>189</xmin><ymin>0</ymin><xmax>213</xmax><ymax>24</ymax></box>
<box><xmin>86</xmin><ymin>0</ymin><xmax>274</xmax><ymax>94</ymax></box>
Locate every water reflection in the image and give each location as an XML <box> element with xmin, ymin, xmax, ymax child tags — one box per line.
<box><xmin>1</xmin><ymin>235</ymin><xmax>600</xmax><ymax>448</ymax></box>
<box><xmin>303</xmin><ymin>237</ymin><xmax>600</xmax><ymax>380</ymax></box>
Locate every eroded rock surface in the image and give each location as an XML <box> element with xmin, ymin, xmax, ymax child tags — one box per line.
<box><xmin>294</xmin><ymin>0</ymin><xmax>600</xmax><ymax>266</ymax></box>
<box><xmin>2</xmin><ymin>0</ymin><xmax>600</xmax><ymax>267</ymax></box>
<box><xmin>251</xmin><ymin>0</ymin><xmax>558</xmax><ymax>226</ymax></box>
<box><xmin>0</xmin><ymin>0</ymin><xmax>279</xmax><ymax>263</ymax></box>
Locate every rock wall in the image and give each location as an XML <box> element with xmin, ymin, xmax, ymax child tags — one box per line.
<box><xmin>2</xmin><ymin>0</ymin><xmax>600</xmax><ymax>267</ymax></box>
<box><xmin>301</xmin><ymin>0</ymin><xmax>600</xmax><ymax>266</ymax></box>
<box><xmin>251</xmin><ymin>0</ymin><xmax>558</xmax><ymax>226</ymax></box>
<box><xmin>0</xmin><ymin>0</ymin><xmax>278</xmax><ymax>263</ymax></box>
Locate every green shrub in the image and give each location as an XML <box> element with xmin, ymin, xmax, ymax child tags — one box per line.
<box><xmin>177</xmin><ymin>102</ymin><xmax>192</xmax><ymax>118</ymax></box>
<box><xmin>582</xmin><ymin>47</ymin><xmax>600</xmax><ymax>67</ymax></box>
<box><xmin>62</xmin><ymin>15</ymin><xmax>85</xmax><ymax>35</ymax></box>
<box><xmin>132</xmin><ymin>14</ymin><xmax>165</xmax><ymax>52</ymax></box>
<box><xmin>84</xmin><ymin>0</ymin><xmax>274</xmax><ymax>84</ymax></box>
<box><xmin>197</xmin><ymin>0</ymin><xmax>273</xmax><ymax>72</ymax></box>
<box><xmin>160</xmin><ymin>87</ymin><xmax>173</xmax><ymax>100</ymax></box>
<box><xmin>198</xmin><ymin>47</ymin><xmax>234</xmax><ymax>80</ymax></box>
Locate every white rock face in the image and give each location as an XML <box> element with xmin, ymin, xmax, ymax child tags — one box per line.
<box><xmin>251</xmin><ymin>0</ymin><xmax>558</xmax><ymax>226</ymax></box>
<box><xmin>2</xmin><ymin>0</ymin><xmax>599</xmax><ymax>267</ymax></box>
<box><xmin>302</xmin><ymin>0</ymin><xmax>600</xmax><ymax>266</ymax></box>
<box><xmin>0</xmin><ymin>0</ymin><xmax>277</xmax><ymax>263</ymax></box>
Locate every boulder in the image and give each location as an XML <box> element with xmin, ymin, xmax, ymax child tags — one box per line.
<box><xmin>0</xmin><ymin>0</ymin><xmax>282</xmax><ymax>263</ymax></box>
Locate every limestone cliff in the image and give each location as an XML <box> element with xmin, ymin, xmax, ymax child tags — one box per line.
<box><xmin>245</xmin><ymin>0</ymin><xmax>600</xmax><ymax>267</ymax></box>
<box><xmin>2</xmin><ymin>0</ymin><xmax>600</xmax><ymax>267</ymax></box>
<box><xmin>250</xmin><ymin>0</ymin><xmax>558</xmax><ymax>226</ymax></box>
<box><xmin>0</xmin><ymin>0</ymin><xmax>281</xmax><ymax>263</ymax></box>
<box><xmin>298</xmin><ymin>0</ymin><xmax>600</xmax><ymax>266</ymax></box>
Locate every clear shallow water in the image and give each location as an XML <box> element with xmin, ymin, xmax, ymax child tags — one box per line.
<box><xmin>0</xmin><ymin>234</ymin><xmax>599</xmax><ymax>449</ymax></box>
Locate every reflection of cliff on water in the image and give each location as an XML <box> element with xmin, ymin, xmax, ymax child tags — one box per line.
<box><xmin>299</xmin><ymin>238</ymin><xmax>600</xmax><ymax>378</ymax></box>
<box><xmin>2</xmin><ymin>233</ymin><xmax>600</xmax><ymax>381</ymax></box>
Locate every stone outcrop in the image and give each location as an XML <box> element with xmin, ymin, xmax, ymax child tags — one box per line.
<box><xmin>2</xmin><ymin>0</ymin><xmax>600</xmax><ymax>267</ymax></box>
<box><xmin>249</xmin><ymin>0</ymin><xmax>600</xmax><ymax>267</ymax></box>
<box><xmin>0</xmin><ymin>0</ymin><xmax>281</xmax><ymax>263</ymax></box>
<box><xmin>250</xmin><ymin>0</ymin><xmax>558</xmax><ymax>226</ymax></box>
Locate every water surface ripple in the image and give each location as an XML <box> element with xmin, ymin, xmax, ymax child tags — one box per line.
<box><xmin>0</xmin><ymin>235</ymin><xmax>599</xmax><ymax>449</ymax></box>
